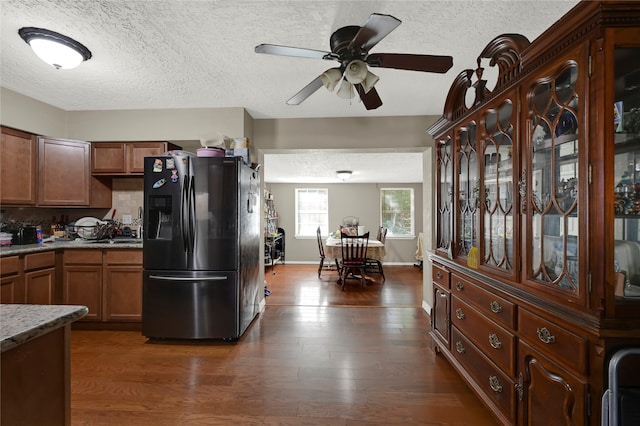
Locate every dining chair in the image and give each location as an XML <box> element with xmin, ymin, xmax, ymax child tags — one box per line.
<box><xmin>338</xmin><ymin>231</ymin><xmax>370</xmax><ymax>290</ymax></box>
<box><xmin>366</xmin><ymin>227</ymin><xmax>386</xmax><ymax>280</ymax></box>
<box><xmin>316</xmin><ymin>226</ymin><xmax>326</xmax><ymax>277</ymax></box>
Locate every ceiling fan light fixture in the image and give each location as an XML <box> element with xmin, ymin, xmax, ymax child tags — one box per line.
<box><xmin>19</xmin><ymin>27</ymin><xmax>92</xmax><ymax>70</ymax></box>
<box><xmin>344</xmin><ymin>59</ymin><xmax>368</xmax><ymax>84</ymax></box>
<box><xmin>336</xmin><ymin>170</ymin><xmax>352</xmax><ymax>181</ymax></box>
<box><xmin>320</xmin><ymin>68</ymin><xmax>343</xmax><ymax>92</ymax></box>
<box><xmin>362</xmin><ymin>70</ymin><xmax>379</xmax><ymax>93</ymax></box>
<box><xmin>336</xmin><ymin>79</ymin><xmax>355</xmax><ymax>99</ymax></box>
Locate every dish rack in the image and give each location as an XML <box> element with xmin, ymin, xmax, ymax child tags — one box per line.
<box><xmin>66</xmin><ymin>222</ymin><xmax>117</xmax><ymax>240</ymax></box>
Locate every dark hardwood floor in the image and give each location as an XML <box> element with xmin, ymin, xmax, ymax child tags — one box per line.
<box><xmin>70</xmin><ymin>265</ymin><xmax>498</xmax><ymax>425</ymax></box>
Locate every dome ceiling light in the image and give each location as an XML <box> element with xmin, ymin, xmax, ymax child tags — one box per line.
<box><xmin>19</xmin><ymin>27</ymin><xmax>92</xmax><ymax>70</ymax></box>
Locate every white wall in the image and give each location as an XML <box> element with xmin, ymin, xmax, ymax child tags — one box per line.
<box><xmin>268</xmin><ymin>182</ymin><xmax>423</xmax><ymax>264</ymax></box>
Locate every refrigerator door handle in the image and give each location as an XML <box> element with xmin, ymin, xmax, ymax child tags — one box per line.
<box><xmin>188</xmin><ymin>175</ymin><xmax>196</xmax><ymax>252</ymax></box>
<box><xmin>148</xmin><ymin>275</ymin><xmax>228</xmax><ymax>281</ymax></box>
<box><xmin>181</xmin><ymin>177</ymin><xmax>189</xmax><ymax>252</ymax></box>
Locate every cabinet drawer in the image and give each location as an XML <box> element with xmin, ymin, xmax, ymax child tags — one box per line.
<box><xmin>0</xmin><ymin>256</ymin><xmax>20</xmax><ymax>276</ymax></box>
<box><xmin>103</xmin><ymin>249</ymin><xmax>142</xmax><ymax>265</ymax></box>
<box><xmin>64</xmin><ymin>250</ymin><xmax>103</xmax><ymax>264</ymax></box>
<box><xmin>451</xmin><ymin>273</ymin><xmax>515</xmax><ymax>329</ymax></box>
<box><xmin>23</xmin><ymin>251</ymin><xmax>55</xmax><ymax>271</ymax></box>
<box><xmin>432</xmin><ymin>262</ymin><xmax>450</xmax><ymax>289</ymax></box>
<box><xmin>451</xmin><ymin>326</ymin><xmax>516</xmax><ymax>422</ymax></box>
<box><xmin>451</xmin><ymin>296</ymin><xmax>515</xmax><ymax>375</ymax></box>
<box><xmin>518</xmin><ymin>308</ymin><xmax>587</xmax><ymax>375</ymax></box>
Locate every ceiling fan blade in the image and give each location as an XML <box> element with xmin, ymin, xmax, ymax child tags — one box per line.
<box><xmin>255</xmin><ymin>43</ymin><xmax>335</xmax><ymax>60</ymax></box>
<box><xmin>366</xmin><ymin>53</ymin><xmax>453</xmax><ymax>73</ymax></box>
<box><xmin>348</xmin><ymin>14</ymin><xmax>401</xmax><ymax>53</ymax></box>
<box><xmin>286</xmin><ymin>76</ymin><xmax>324</xmax><ymax>105</ymax></box>
<box><xmin>355</xmin><ymin>84</ymin><xmax>383</xmax><ymax>110</ymax></box>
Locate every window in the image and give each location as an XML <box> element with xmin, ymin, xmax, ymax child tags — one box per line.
<box><xmin>381</xmin><ymin>188</ymin><xmax>414</xmax><ymax>238</ymax></box>
<box><xmin>295</xmin><ymin>188</ymin><xmax>329</xmax><ymax>237</ymax></box>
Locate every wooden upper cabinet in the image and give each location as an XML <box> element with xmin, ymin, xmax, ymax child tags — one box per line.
<box><xmin>1</xmin><ymin>126</ymin><xmax>37</xmax><ymax>205</ymax></box>
<box><xmin>91</xmin><ymin>142</ymin><xmax>180</xmax><ymax>175</ymax></box>
<box><xmin>91</xmin><ymin>143</ymin><xmax>126</xmax><ymax>174</ymax></box>
<box><xmin>37</xmin><ymin>137</ymin><xmax>91</xmax><ymax>206</ymax></box>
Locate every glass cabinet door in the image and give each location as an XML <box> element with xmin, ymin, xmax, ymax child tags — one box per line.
<box><xmin>481</xmin><ymin>99</ymin><xmax>515</xmax><ymax>272</ymax></box>
<box><xmin>526</xmin><ymin>63</ymin><xmax>581</xmax><ymax>296</ymax></box>
<box><xmin>437</xmin><ymin>135</ymin><xmax>454</xmax><ymax>255</ymax></box>
<box><xmin>457</xmin><ymin>123</ymin><xmax>479</xmax><ymax>258</ymax></box>
<box><xmin>613</xmin><ymin>44</ymin><xmax>640</xmax><ymax>301</ymax></box>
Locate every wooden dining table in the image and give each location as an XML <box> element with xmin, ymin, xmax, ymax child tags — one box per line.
<box><xmin>325</xmin><ymin>236</ymin><xmax>386</xmax><ymax>262</ymax></box>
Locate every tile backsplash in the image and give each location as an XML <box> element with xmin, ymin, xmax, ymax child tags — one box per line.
<box><xmin>1</xmin><ymin>178</ymin><xmax>144</xmax><ymax>233</ymax></box>
<box><xmin>112</xmin><ymin>178</ymin><xmax>144</xmax><ymax>226</ymax></box>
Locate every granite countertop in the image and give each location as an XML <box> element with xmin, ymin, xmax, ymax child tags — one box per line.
<box><xmin>1</xmin><ymin>304</ymin><xmax>88</xmax><ymax>352</ymax></box>
<box><xmin>0</xmin><ymin>239</ymin><xmax>143</xmax><ymax>257</ymax></box>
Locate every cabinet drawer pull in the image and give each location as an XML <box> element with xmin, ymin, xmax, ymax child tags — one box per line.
<box><xmin>455</xmin><ymin>341</ymin><xmax>465</xmax><ymax>354</ymax></box>
<box><xmin>489</xmin><ymin>376</ymin><xmax>503</xmax><ymax>393</ymax></box>
<box><xmin>455</xmin><ymin>308</ymin><xmax>465</xmax><ymax>320</ymax></box>
<box><xmin>536</xmin><ymin>327</ymin><xmax>556</xmax><ymax>344</ymax></box>
<box><xmin>455</xmin><ymin>281</ymin><xmax>464</xmax><ymax>291</ymax></box>
<box><xmin>436</xmin><ymin>272</ymin><xmax>443</xmax><ymax>280</ymax></box>
<box><xmin>489</xmin><ymin>333</ymin><xmax>502</xmax><ymax>349</ymax></box>
<box><xmin>489</xmin><ymin>301</ymin><xmax>503</xmax><ymax>313</ymax></box>
<box><xmin>440</xmin><ymin>292</ymin><xmax>447</xmax><ymax>298</ymax></box>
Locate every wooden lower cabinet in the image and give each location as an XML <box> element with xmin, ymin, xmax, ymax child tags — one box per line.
<box><xmin>517</xmin><ymin>340</ymin><xmax>588</xmax><ymax>426</ymax></box>
<box><xmin>0</xmin><ymin>256</ymin><xmax>24</xmax><ymax>303</ymax></box>
<box><xmin>103</xmin><ymin>250</ymin><xmax>142</xmax><ymax>321</ymax></box>
<box><xmin>63</xmin><ymin>249</ymin><xmax>142</xmax><ymax>324</ymax></box>
<box><xmin>430</xmin><ymin>263</ymin><xmax>596</xmax><ymax>425</ymax></box>
<box><xmin>63</xmin><ymin>250</ymin><xmax>103</xmax><ymax>320</ymax></box>
<box><xmin>23</xmin><ymin>251</ymin><xmax>56</xmax><ymax>305</ymax></box>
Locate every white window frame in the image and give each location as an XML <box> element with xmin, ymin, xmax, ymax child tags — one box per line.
<box><xmin>380</xmin><ymin>187</ymin><xmax>415</xmax><ymax>238</ymax></box>
<box><xmin>295</xmin><ymin>188</ymin><xmax>329</xmax><ymax>238</ymax></box>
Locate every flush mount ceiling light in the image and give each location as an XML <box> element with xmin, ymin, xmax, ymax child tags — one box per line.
<box><xmin>19</xmin><ymin>27</ymin><xmax>92</xmax><ymax>70</ymax></box>
<box><xmin>336</xmin><ymin>170</ymin><xmax>353</xmax><ymax>181</ymax></box>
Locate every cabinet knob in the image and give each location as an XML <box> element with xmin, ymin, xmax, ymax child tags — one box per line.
<box><xmin>536</xmin><ymin>327</ymin><xmax>556</xmax><ymax>344</ymax></box>
<box><xmin>455</xmin><ymin>341</ymin><xmax>465</xmax><ymax>354</ymax></box>
<box><xmin>490</xmin><ymin>300</ymin><xmax>503</xmax><ymax>313</ymax></box>
<box><xmin>436</xmin><ymin>272</ymin><xmax>443</xmax><ymax>280</ymax></box>
<box><xmin>489</xmin><ymin>375</ymin><xmax>503</xmax><ymax>393</ymax></box>
<box><xmin>455</xmin><ymin>308</ymin><xmax>465</xmax><ymax>320</ymax></box>
<box><xmin>489</xmin><ymin>333</ymin><xmax>502</xmax><ymax>349</ymax></box>
<box><xmin>455</xmin><ymin>281</ymin><xmax>464</xmax><ymax>291</ymax></box>
<box><xmin>440</xmin><ymin>292</ymin><xmax>447</xmax><ymax>298</ymax></box>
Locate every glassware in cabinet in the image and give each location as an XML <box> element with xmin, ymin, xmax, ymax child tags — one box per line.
<box><xmin>612</xmin><ymin>45</ymin><xmax>640</xmax><ymax>300</ymax></box>
<box><xmin>525</xmin><ymin>62</ymin><xmax>582</xmax><ymax>297</ymax></box>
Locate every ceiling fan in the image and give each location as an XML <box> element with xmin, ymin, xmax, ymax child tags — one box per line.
<box><xmin>255</xmin><ymin>13</ymin><xmax>453</xmax><ymax>110</ymax></box>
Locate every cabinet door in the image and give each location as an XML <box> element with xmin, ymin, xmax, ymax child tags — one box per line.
<box><xmin>436</xmin><ymin>133</ymin><xmax>454</xmax><ymax>256</ymax></box>
<box><xmin>480</xmin><ymin>95</ymin><xmax>517</xmax><ymax>276</ymax></box>
<box><xmin>517</xmin><ymin>340</ymin><xmax>588</xmax><ymax>426</ymax></box>
<box><xmin>103</xmin><ymin>265</ymin><xmax>142</xmax><ymax>321</ymax></box>
<box><xmin>37</xmin><ymin>137</ymin><xmax>91</xmax><ymax>206</ymax></box>
<box><xmin>522</xmin><ymin>47</ymin><xmax>587</xmax><ymax>305</ymax></box>
<box><xmin>126</xmin><ymin>143</ymin><xmax>168</xmax><ymax>174</ymax></box>
<box><xmin>0</xmin><ymin>126</ymin><xmax>37</xmax><ymax>205</ymax></box>
<box><xmin>0</xmin><ymin>274</ymin><xmax>24</xmax><ymax>303</ymax></box>
<box><xmin>91</xmin><ymin>143</ymin><xmax>126</xmax><ymax>174</ymax></box>
<box><xmin>63</xmin><ymin>265</ymin><xmax>102</xmax><ymax>320</ymax></box>
<box><xmin>456</xmin><ymin>122</ymin><xmax>480</xmax><ymax>259</ymax></box>
<box><xmin>608</xmin><ymin>29</ymin><xmax>640</xmax><ymax>316</ymax></box>
<box><xmin>24</xmin><ymin>268</ymin><xmax>55</xmax><ymax>304</ymax></box>
<box><xmin>432</xmin><ymin>283</ymin><xmax>450</xmax><ymax>347</ymax></box>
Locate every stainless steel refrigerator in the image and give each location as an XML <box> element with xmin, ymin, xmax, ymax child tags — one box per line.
<box><xmin>142</xmin><ymin>153</ymin><xmax>261</xmax><ymax>340</ymax></box>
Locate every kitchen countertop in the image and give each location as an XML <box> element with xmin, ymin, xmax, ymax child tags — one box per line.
<box><xmin>0</xmin><ymin>304</ymin><xmax>88</xmax><ymax>352</ymax></box>
<box><xmin>0</xmin><ymin>239</ymin><xmax>143</xmax><ymax>257</ymax></box>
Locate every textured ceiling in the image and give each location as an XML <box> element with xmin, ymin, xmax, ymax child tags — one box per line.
<box><xmin>1</xmin><ymin>0</ymin><xmax>580</xmax><ymax>120</ymax></box>
<box><xmin>1</xmin><ymin>0</ymin><xmax>580</xmax><ymax>183</ymax></box>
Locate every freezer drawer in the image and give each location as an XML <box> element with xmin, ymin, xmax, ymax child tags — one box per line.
<box><xmin>142</xmin><ymin>270</ymin><xmax>239</xmax><ymax>339</ymax></box>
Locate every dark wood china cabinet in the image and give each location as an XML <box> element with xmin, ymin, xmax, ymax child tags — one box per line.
<box><xmin>427</xmin><ymin>2</ymin><xmax>640</xmax><ymax>425</ymax></box>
